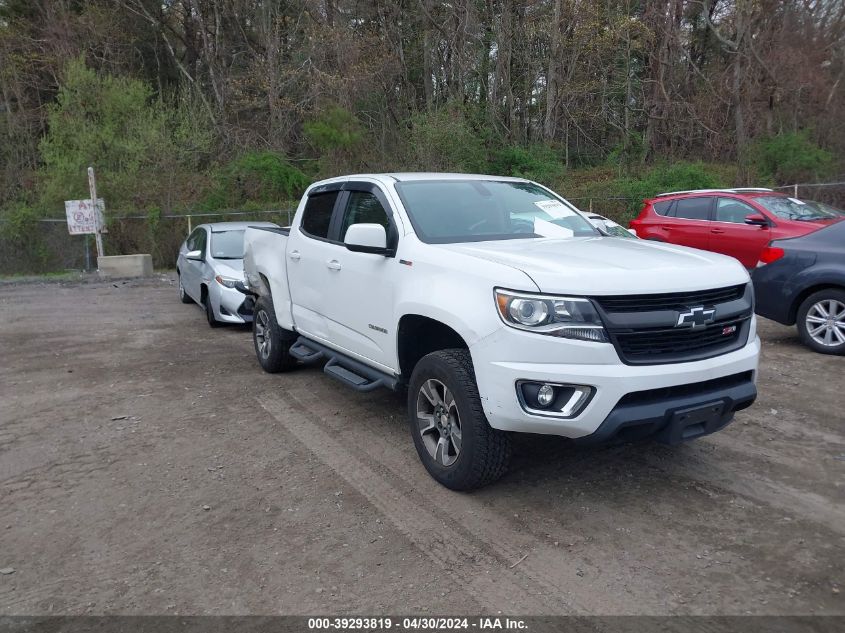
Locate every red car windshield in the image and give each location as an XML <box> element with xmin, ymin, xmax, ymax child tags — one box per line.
<box><xmin>752</xmin><ymin>196</ymin><xmax>843</xmax><ymax>222</ymax></box>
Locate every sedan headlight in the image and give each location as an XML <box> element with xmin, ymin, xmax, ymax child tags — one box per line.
<box><xmin>495</xmin><ymin>289</ymin><xmax>609</xmax><ymax>343</ymax></box>
<box><xmin>215</xmin><ymin>275</ymin><xmax>240</xmax><ymax>289</ymax></box>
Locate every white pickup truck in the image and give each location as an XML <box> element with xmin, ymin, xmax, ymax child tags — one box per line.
<box><xmin>243</xmin><ymin>173</ymin><xmax>760</xmax><ymax>490</ymax></box>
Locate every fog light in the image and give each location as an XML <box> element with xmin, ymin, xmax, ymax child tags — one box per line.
<box><xmin>517</xmin><ymin>381</ymin><xmax>595</xmax><ymax>418</ymax></box>
<box><xmin>537</xmin><ymin>384</ymin><xmax>555</xmax><ymax>407</ymax></box>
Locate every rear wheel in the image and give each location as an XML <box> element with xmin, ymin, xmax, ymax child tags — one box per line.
<box><xmin>408</xmin><ymin>349</ymin><xmax>511</xmax><ymax>490</ymax></box>
<box><xmin>796</xmin><ymin>289</ymin><xmax>845</xmax><ymax>355</ymax></box>
<box><xmin>178</xmin><ymin>273</ymin><xmax>192</xmax><ymax>304</ymax></box>
<box><xmin>253</xmin><ymin>296</ymin><xmax>298</xmax><ymax>372</ymax></box>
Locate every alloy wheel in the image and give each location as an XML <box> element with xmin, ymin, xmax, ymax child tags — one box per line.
<box><xmin>254</xmin><ymin>309</ymin><xmax>272</xmax><ymax>359</ymax></box>
<box><xmin>805</xmin><ymin>299</ymin><xmax>845</xmax><ymax>347</ymax></box>
<box><xmin>416</xmin><ymin>378</ymin><xmax>462</xmax><ymax>467</ymax></box>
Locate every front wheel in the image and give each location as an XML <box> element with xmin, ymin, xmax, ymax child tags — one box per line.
<box><xmin>252</xmin><ymin>296</ymin><xmax>298</xmax><ymax>372</ymax></box>
<box><xmin>205</xmin><ymin>293</ymin><xmax>222</xmax><ymax>328</ymax></box>
<box><xmin>796</xmin><ymin>289</ymin><xmax>845</xmax><ymax>355</ymax></box>
<box><xmin>408</xmin><ymin>349</ymin><xmax>511</xmax><ymax>490</ymax></box>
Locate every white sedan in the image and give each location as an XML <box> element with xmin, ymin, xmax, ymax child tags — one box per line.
<box><xmin>176</xmin><ymin>221</ymin><xmax>278</xmax><ymax>327</ymax></box>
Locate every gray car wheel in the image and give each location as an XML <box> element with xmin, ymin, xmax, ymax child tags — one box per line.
<box><xmin>797</xmin><ymin>289</ymin><xmax>845</xmax><ymax>355</ymax></box>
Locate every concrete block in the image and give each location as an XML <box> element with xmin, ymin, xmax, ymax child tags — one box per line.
<box><xmin>98</xmin><ymin>254</ymin><xmax>154</xmax><ymax>278</ymax></box>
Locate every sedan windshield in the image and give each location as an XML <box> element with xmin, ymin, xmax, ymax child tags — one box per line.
<box><xmin>210</xmin><ymin>229</ymin><xmax>245</xmax><ymax>259</ymax></box>
<box><xmin>395</xmin><ymin>180</ymin><xmax>598</xmax><ymax>243</ymax></box>
<box><xmin>752</xmin><ymin>196</ymin><xmax>842</xmax><ymax>222</ymax></box>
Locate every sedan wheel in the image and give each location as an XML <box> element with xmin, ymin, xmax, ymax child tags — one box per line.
<box><xmin>805</xmin><ymin>299</ymin><xmax>845</xmax><ymax>348</ymax></box>
<box><xmin>797</xmin><ymin>289</ymin><xmax>845</xmax><ymax>355</ymax></box>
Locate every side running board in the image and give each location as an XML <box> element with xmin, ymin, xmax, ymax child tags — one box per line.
<box><xmin>289</xmin><ymin>337</ymin><xmax>399</xmax><ymax>392</ymax></box>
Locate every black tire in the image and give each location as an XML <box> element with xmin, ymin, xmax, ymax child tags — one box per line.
<box><xmin>177</xmin><ymin>272</ymin><xmax>193</xmax><ymax>304</ymax></box>
<box><xmin>204</xmin><ymin>291</ymin><xmax>222</xmax><ymax>328</ymax></box>
<box><xmin>408</xmin><ymin>349</ymin><xmax>511</xmax><ymax>491</ymax></box>
<box><xmin>252</xmin><ymin>296</ymin><xmax>298</xmax><ymax>373</ymax></box>
<box><xmin>796</xmin><ymin>288</ymin><xmax>845</xmax><ymax>355</ymax></box>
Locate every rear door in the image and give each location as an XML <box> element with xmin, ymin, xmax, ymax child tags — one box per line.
<box><xmin>657</xmin><ymin>196</ymin><xmax>713</xmax><ymax>250</ymax></box>
<box><xmin>286</xmin><ymin>187</ymin><xmax>343</xmax><ymax>341</ymax></box>
<box><xmin>710</xmin><ymin>197</ymin><xmax>772</xmax><ymax>268</ymax></box>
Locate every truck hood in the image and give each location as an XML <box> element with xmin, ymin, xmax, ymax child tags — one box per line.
<box><xmin>438</xmin><ymin>237</ymin><xmax>749</xmax><ymax>294</ymax></box>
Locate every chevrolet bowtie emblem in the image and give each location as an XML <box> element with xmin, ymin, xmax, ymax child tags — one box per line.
<box><xmin>676</xmin><ymin>306</ymin><xmax>716</xmax><ymax>330</ymax></box>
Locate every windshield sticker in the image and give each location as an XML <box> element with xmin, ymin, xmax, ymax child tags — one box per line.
<box><xmin>788</xmin><ymin>197</ymin><xmax>806</xmax><ymax>205</ymax></box>
<box><xmin>533</xmin><ymin>199</ymin><xmax>572</xmax><ymax>218</ymax></box>
<box><xmin>534</xmin><ymin>218</ymin><xmax>574</xmax><ymax>238</ymax></box>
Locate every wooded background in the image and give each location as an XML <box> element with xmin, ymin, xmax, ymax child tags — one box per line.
<box><xmin>1</xmin><ymin>1</ymin><xmax>843</xmax><ymax>272</ymax></box>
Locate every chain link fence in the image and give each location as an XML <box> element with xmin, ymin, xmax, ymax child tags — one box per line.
<box><xmin>0</xmin><ymin>209</ymin><xmax>294</xmax><ymax>275</ymax></box>
<box><xmin>2</xmin><ymin>181</ymin><xmax>843</xmax><ymax>276</ymax></box>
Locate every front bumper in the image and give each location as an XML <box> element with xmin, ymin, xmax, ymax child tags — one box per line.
<box><xmin>471</xmin><ymin>318</ymin><xmax>760</xmax><ymax>439</ymax></box>
<box><xmin>209</xmin><ymin>283</ymin><xmax>254</xmax><ymax>324</ymax></box>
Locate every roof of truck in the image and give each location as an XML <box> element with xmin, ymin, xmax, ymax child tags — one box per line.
<box><xmin>310</xmin><ymin>173</ymin><xmax>530</xmax><ymax>187</ymax></box>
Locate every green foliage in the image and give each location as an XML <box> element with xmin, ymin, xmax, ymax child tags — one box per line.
<box><xmin>405</xmin><ymin>106</ymin><xmax>488</xmax><ymax>173</ymax></box>
<box><xmin>37</xmin><ymin>57</ymin><xmax>213</xmax><ymax>215</ymax></box>
<box><xmin>204</xmin><ymin>151</ymin><xmax>309</xmax><ymax>209</ymax></box>
<box><xmin>304</xmin><ymin>106</ymin><xmax>364</xmax><ymax>153</ymax></box>
<box><xmin>489</xmin><ymin>145</ymin><xmax>564</xmax><ymax>184</ymax></box>
<box><xmin>615</xmin><ymin>162</ymin><xmax>726</xmax><ymax>217</ymax></box>
<box><xmin>607</xmin><ymin>133</ymin><xmax>647</xmax><ymax>167</ymax></box>
<box><xmin>751</xmin><ymin>132</ymin><xmax>835</xmax><ymax>184</ymax></box>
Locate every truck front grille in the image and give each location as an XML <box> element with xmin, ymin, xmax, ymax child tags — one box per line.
<box><xmin>594</xmin><ymin>284</ymin><xmax>746</xmax><ymax>313</ymax></box>
<box><xmin>591</xmin><ymin>284</ymin><xmax>753</xmax><ymax>365</ymax></box>
<box><xmin>613</xmin><ymin>317</ymin><xmax>747</xmax><ymax>362</ymax></box>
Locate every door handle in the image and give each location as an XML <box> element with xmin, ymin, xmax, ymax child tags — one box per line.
<box><xmin>711</xmin><ymin>228</ymin><xmax>725</xmax><ymax>234</ymax></box>
<box><xmin>326</xmin><ymin>259</ymin><xmax>342</xmax><ymax>271</ymax></box>
<box><xmin>660</xmin><ymin>226</ymin><xmax>670</xmax><ymax>231</ymax></box>
<box><xmin>289</xmin><ymin>250</ymin><xmax>301</xmax><ymax>261</ymax></box>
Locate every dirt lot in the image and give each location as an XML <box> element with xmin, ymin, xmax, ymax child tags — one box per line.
<box><xmin>0</xmin><ymin>276</ymin><xmax>843</xmax><ymax>615</ymax></box>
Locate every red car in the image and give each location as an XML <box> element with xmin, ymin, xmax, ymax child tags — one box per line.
<box><xmin>629</xmin><ymin>188</ymin><xmax>843</xmax><ymax>268</ymax></box>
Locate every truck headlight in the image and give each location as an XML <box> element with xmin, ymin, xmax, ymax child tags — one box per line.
<box><xmin>495</xmin><ymin>289</ymin><xmax>609</xmax><ymax>343</ymax></box>
<box><xmin>215</xmin><ymin>275</ymin><xmax>240</xmax><ymax>289</ymax></box>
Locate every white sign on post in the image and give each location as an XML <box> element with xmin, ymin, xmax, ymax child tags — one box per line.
<box><xmin>65</xmin><ymin>199</ymin><xmax>105</xmax><ymax>235</ymax></box>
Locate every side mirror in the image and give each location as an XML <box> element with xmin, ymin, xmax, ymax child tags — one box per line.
<box><xmin>344</xmin><ymin>224</ymin><xmax>393</xmax><ymax>256</ymax></box>
<box><xmin>744</xmin><ymin>214</ymin><xmax>769</xmax><ymax>227</ymax></box>
<box><xmin>627</xmin><ymin>228</ymin><xmax>637</xmax><ymax>236</ymax></box>
<box><xmin>185</xmin><ymin>249</ymin><xmax>203</xmax><ymax>261</ymax></box>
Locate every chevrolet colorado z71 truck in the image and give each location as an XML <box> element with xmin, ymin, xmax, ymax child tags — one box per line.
<box><xmin>243</xmin><ymin>173</ymin><xmax>760</xmax><ymax>490</ymax></box>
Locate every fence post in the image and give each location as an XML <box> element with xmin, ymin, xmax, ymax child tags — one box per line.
<box><xmin>794</xmin><ymin>184</ymin><xmax>798</xmax><ymax>197</ymax></box>
<box><xmin>589</xmin><ymin>199</ymin><xmax>593</xmax><ymax>213</ymax></box>
<box><xmin>187</xmin><ymin>215</ymin><xmax>192</xmax><ymax>234</ymax></box>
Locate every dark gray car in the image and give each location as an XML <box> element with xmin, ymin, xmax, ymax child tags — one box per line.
<box><xmin>752</xmin><ymin>220</ymin><xmax>845</xmax><ymax>354</ymax></box>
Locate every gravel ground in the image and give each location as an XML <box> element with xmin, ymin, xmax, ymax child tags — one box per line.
<box><xmin>0</xmin><ymin>275</ymin><xmax>843</xmax><ymax>615</ymax></box>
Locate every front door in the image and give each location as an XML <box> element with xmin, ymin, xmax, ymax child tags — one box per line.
<box><xmin>709</xmin><ymin>197</ymin><xmax>772</xmax><ymax>268</ymax></box>
<box><xmin>321</xmin><ymin>186</ymin><xmax>399</xmax><ymax>370</ymax></box>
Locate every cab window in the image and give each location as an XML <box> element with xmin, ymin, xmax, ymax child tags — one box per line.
<box><xmin>339</xmin><ymin>191</ymin><xmax>390</xmax><ymax>241</ymax></box>
<box><xmin>301</xmin><ymin>192</ymin><xmax>339</xmax><ymax>239</ymax></box>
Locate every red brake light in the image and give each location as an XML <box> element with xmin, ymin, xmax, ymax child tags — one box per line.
<box><xmin>757</xmin><ymin>246</ymin><xmax>785</xmax><ymax>266</ymax></box>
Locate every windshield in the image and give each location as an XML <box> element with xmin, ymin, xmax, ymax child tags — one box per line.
<box><xmin>590</xmin><ymin>216</ymin><xmax>636</xmax><ymax>239</ymax></box>
<box><xmin>752</xmin><ymin>196</ymin><xmax>842</xmax><ymax>222</ymax></box>
<box><xmin>210</xmin><ymin>230</ymin><xmax>245</xmax><ymax>259</ymax></box>
<box><xmin>394</xmin><ymin>180</ymin><xmax>598</xmax><ymax>243</ymax></box>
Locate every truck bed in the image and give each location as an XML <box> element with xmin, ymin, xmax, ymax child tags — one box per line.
<box><xmin>243</xmin><ymin>226</ymin><xmax>295</xmax><ymax>330</ymax></box>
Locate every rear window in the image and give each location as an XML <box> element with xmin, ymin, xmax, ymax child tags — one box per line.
<box><xmin>300</xmin><ymin>191</ymin><xmax>338</xmax><ymax>239</ymax></box>
<box><xmin>652</xmin><ymin>200</ymin><xmax>673</xmax><ymax>215</ymax></box>
<box><xmin>674</xmin><ymin>197</ymin><xmax>711</xmax><ymax>221</ymax></box>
